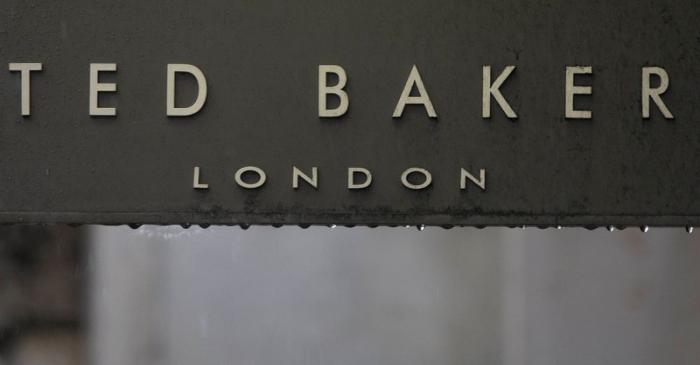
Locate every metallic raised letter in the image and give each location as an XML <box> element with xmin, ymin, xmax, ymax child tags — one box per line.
<box><xmin>89</xmin><ymin>63</ymin><xmax>117</xmax><ymax>116</ymax></box>
<box><xmin>8</xmin><ymin>63</ymin><xmax>42</xmax><ymax>116</ymax></box>
<box><xmin>401</xmin><ymin>168</ymin><xmax>432</xmax><ymax>190</ymax></box>
<box><xmin>318</xmin><ymin>65</ymin><xmax>349</xmax><ymax>117</ymax></box>
<box><xmin>460</xmin><ymin>169</ymin><xmax>486</xmax><ymax>191</ymax></box>
<box><xmin>483</xmin><ymin>65</ymin><xmax>517</xmax><ymax>119</ymax></box>
<box><xmin>235</xmin><ymin>166</ymin><xmax>267</xmax><ymax>189</ymax></box>
<box><xmin>642</xmin><ymin>67</ymin><xmax>674</xmax><ymax>119</ymax></box>
<box><xmin>565</xmin><ymin>66</ymin><xmax>593</xmax><ymax>119</ymax></box>
<box><xmin>393</xmin><ymin>65</ymin><xmax>437</xmax><ymax>119</ymax></box>
<box><xmin>348</xmin><ymin>167</ymin><xmax>372</xmax><ymax>189</ymax></box>
<box><xmin>293</xmin><ymin>166</ymin><xmax>318</xmax><ymax>189</ymax></box>
<box><xmin>167</xmin><ymin>64</ymin><xmax>207</xmax><ymax>117</ymax></box>
<box><xmin>193</xmin><ymin>167</ymin><xmax>209</xmax><ymax>189</ymax></box>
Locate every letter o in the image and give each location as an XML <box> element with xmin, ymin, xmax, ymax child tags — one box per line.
<box><xmin>401</xmin><ymin>167</ymin><xmax>432</xmax><ymax>190</ymax></box>
<box><xmin>235</xmin><ymin>166</ymin><xmax>267</xmax><ymax>189</ymax></box>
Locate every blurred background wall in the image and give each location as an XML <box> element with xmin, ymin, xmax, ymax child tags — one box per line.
<box><xmin>0</xmin><ymin>226</ymin><xmax>84</xmax><ymax>365</ymax></box>
<box><xmin>87</xmin><ymin>226</ymin><xmax>700</xmax><ymax>365</ymax></box>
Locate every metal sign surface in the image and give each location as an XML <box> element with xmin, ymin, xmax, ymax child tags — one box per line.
<box><xmin>0</xmin><ymin>0</ymin><xmax>698</xmax><ymax>226</ymax></box>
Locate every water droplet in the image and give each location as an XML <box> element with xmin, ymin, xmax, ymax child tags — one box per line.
<box><xmin>417</xmin><ymin>224</ymin><xmax>425</xmax><ymax>231</ymax></box>
<box><xmin>240</xmin><ymin>224</ymin><xmax>250</xmax><ymax>230</ymax></box>
<box><xmin>329</xmin><ymin>224</ymin><xmax>337</xmax><ymax>229</ymax></box>
<box><xmin>640</xmin><ymin>226</ymin><xmax>649</xmax><ymax>233</ymax></box>
<box><xmin>128</xmin><ymin>224</ymin><xmax>141</xmax><ymax>229</ymax></box>
<box><xmin>686</xmin><ymin>226</ymin><xmax>694</xmax><ymax>234</ymax></box>
<box><xmin>607</xmin><ymin>225</ymin><xmax>615</xmax><ymax>232</ymax></box>
<box><xmin>556</xmin><ymin>225</ymin><xmax>562</xmax><ymax>230</ymax></box>
<box><xmin>180</xmin><ymin>223</ymin><xmax>191</xmax><ymax>229</ymax></box>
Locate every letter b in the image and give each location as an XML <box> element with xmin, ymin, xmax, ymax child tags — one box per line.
<box><xmin>318</xmin><ymin>65</ymin><xmax>349</xmax><ymax>117</ymax></box>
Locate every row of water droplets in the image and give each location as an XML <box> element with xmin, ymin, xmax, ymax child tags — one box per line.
<box><xmin>127</xmin><ymin>224</ymin><xmax>695</xmax><ymax>233</ymax></box>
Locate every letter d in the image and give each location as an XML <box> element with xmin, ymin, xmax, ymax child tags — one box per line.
<box><xmin>348</xmin><ymin>167</ymin><xmax>372</xmax><ymax>189</ymax></box>
<box><xmin>167</xmin><ymin>64</ymin><xmax>207</xmax><ymax>116</ymax></box>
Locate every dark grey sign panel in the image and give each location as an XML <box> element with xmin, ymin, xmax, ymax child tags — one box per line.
<box><xmin>0</xmin><ymin>0</ymin><xmax>699</xmax><ymax>226</ymax></box>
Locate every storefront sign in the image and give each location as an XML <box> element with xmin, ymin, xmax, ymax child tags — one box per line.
<box><xmin>0</xmin><ymin>0</ymin><xmax>698</xmax><ymax>226</ymax></box>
